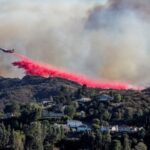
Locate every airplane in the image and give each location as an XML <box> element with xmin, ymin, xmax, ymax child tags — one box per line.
<box><xmin>0</xmin><ymin>48</ymin><xmax>15</xmax><ymax>53</ymax></box>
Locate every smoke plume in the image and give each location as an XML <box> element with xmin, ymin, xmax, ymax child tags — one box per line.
<box><xmin>0</xmin><ymin>0</ymin><xmax>150</xmax><ymax>86</ymax></box>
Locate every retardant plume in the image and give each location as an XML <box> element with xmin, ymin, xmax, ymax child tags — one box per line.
<box><xmin>12</xmin><ymin>53</ymin><xmax>139</xmax><ymax>90</ymax></box>
<box><xmin>0</xmin><ymin>0</ymin><xmax>150</xmax><ymax>86</ymax></box>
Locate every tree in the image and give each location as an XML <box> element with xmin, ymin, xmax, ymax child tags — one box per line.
<box><xmin>114</xmin><ymin>94</ymin><xmax>122</xmax><ymax>103</ymax></box>
<box><xmin>29</xmin><ymin>103</ymin><xmax>42</xmax><ymax>120</ymax></box>
<box><xmin>41</xmin><ymin>120</ymin><xmax>49</xmax><ymax>142</ymax></box>
<box><xmin>60</xmin><ymin>86</ymin><xmax>69</xmax><ymax>93</ymax></box>
<box><xmin>21</xmin><ymin>103</ymin><xmax>42</xmax><ymax>122</ymax></box>
<box><xmin>123</xmin><ymin>134</ymin><xmax>131</xmax><ymax>150</ymax></box>
<box><xmin>60</xmin><ymin>126</ymin><xmax>65</xmax><ymax>139</ymax></box>
<box><xmin>103</xmin><ymin>132</ymin><xmax>111</xmax><ymax>150</ymax></box>
<box><xmin>95</xmin><ymin>131</ymin><xmax>102</xmax><ymax>149</ymax></box>
<box><xmin>43</xmin><ymin>142</ymin><xmax>53</xmax><ymax>150</ymax></box>
<box><xmin>81</xmin><ymin>84</ymin><xmax>87</xmax><ymax>95</ymax></box>
<box><xmin>12</xmin><ymin>130</ymin><xmax>25</xmax><ymax>150</ymax></box>
<box><xmin>136</xmin><ymin>109</ymin><xmax>143</xmax><ymax>118</ymax></box>
<box><xmin>113</xmin><ymin>110</ymin><xmax>122</xmax><ymax>120</ymax></box>
<box><xmin>43</xmin><ymin>126</ymin><xmax>64</xmax><ymax>149</ymax></box>
<box><xmin>80</xmin><ymin>132</ymin><xmax>94</xmax><ymax>149</ymax></box>
<box><xmin>102</xmin><ymin>110</ymin><xmax>111</xmax><ymax>121</ymax></box>
<box><xmin>138</xmin><ymin>129</ymin><xmax>146</xmax><ymax>139</ymax></box>
<box><xmin>112</xmin><ymin>140</ymin><xmax>122</xmax><ymax>150</ymax></box>
<box><xmin>92</xmin><ymin>118</ymin><xmax>100</xmax><ymax>130</ymax></box>
<box><xmin>124</xmin><ymin>108</ymin><xmax>134</xmax><ymax>120</ymax></box>
<box><xmin>64</xmin><ymin>105</ymin><xmax>76</xmax><ymax>118</ymax></box>
<box><xmin>71</xmin><ymin>101</ymin><xmax>79</xmax><ymax>109</ymax></box>
<box><xmin>92</xmin><ymin>124</ymin><xmax>100</xmax><ymax>130</ymax></box>
<box><xmin>93</xmin><ymin>118</ymin><xmax>100</xmax><ymax>125</ymax></box>
<box><xmin>4</xmin><ymin>101</ymin><xmax>20</xmax><ymax>114</ymax></box>
<box><xmin>25</xmin><ymin>122</ymin><xmax>43</xmax><ymax>150</ymax></box>
<box><xmin>0</xmin><ymin>123</ymin><xmax>10</xmax><ymax>149</ymax></box>
<box><xmin>0</xmin><ymin>112</ymin><xmax>4</xmax><ymax>118</ymax></box>
<box><xmin>134</xmin><ymin>142</ymin><xmax>147</xmax><ymax>150</ymax></box>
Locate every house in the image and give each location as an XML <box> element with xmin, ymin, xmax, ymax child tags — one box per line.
<box><xmin>3</xmin><ymin>113</ymin><xmax>15</xmax><ymax>119</ymax></box>
<box><xmin>100</xmin><ymin>126</ymin><xmax>110</xmax><ymax>132</ymax></box>
<box><xmin>76</xmin><ymin>125</ymin><xmax>91</xmax><ymax>132</ymax></box>
<box><xmin>77</xmin><ymin>97</ymin><xmax>91</xmax><ymax>103</ymax></box>
<box><xmin>42</xmin><ymin>110</ymin><xmax>64</xmax><ymax>119</ymax></box>
<box><xmin>67</xmin><ymin>120</ymin><xmax>83</xmax><ymax>128</ymax></box>
<box><xmin>67</xmin><ymin>120</ymin><xmax>91</xmax><ymax>132</ymax></box>
<box><xmin>42</xmin><ymin>100</ymin><xmax>53</xmax><ymax>105</ymax></box>
<box><xmin>100</xmin><ymin>125</ymin><xmax>139</xmax><ymax>133</ymax></box>
<box><xmin>41</xmin><ymin>101</ymin><xmax>53</xmax><ymax>108</ymax></box>
<box><xmin>54</xmin><ymin>123</ymin><xmax>70</xmax><ymax>132</ymax></box>
<box><xmin>96</xmin><ymin>94</ymin><xmax>113</xmax><ymax>102</ymax></box>
<box><xmin>48</xmin><ymin>104</ymin><xmax>64</xmax><ymax>113</ymax></box>
<box><xmin>130</xmin><ymin>127</ymin><xmax>138</xmax><ymax>132</ymax></box>
<box><xmin>118</xmin><ymin>126</ymin><xmax>138</xmax><ymax>133</ymax></box>
<box><xmin>111</xmin><ymin>125</ymin><xmax>119</xmax><ymax>132</ymax></box>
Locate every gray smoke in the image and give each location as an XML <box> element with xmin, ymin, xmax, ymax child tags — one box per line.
<box><xmin>0</xmin><ymin>0</ymin><xmax>150</xmax><ymax>86</ymax></box>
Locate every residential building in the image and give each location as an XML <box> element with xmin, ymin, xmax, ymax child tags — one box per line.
<box><xmin>77</xmin><ymin>97</ymin><xmax>91</xmax><ymax>103</ymax></box>
<box><xmin>42</xmin><ymin>110</ymin><xmax>64</xmax><ymax>119</ymax></box>
<box><xmin>100</xmin><ymin>125</ymin><xmax>140</xmax><ymax>133</ymax></box>
<box><xmin>76</xmin><ymin>125</ymin><xmax>91</xmax><ymax>132</ymax></box>
<box><xmin>67</xmin><ymin>120</ymin><xmax>83</xmax><ymax>128</ymax></box>
<box><xmin>96</xmin><ymin>94</ymin><xmax>114</xmax><ymax>102</ymax></box>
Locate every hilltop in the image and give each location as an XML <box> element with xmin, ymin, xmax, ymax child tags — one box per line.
<box><xmin>0</xmin><ymin>75</ymin><xmax>80</xmax><ymax>109</ymax></box>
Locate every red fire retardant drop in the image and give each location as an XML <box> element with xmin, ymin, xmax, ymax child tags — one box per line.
<box><xmin>12</xmin><ymin>53</ymin><xmax>139</xmax><ymax>90</ymax></box>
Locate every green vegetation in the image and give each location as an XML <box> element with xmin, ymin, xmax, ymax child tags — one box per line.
<box><xmin>0</xmin><ymin>76</ymin><xmax>149</xmax><ymax>149</ymax></box>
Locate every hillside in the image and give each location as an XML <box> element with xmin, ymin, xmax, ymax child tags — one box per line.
<box><xmin>0</xmin><ymin>75</ymin><xmax>150</xmax><ymax>149</ymax></box>
<box><xmin>0</xmin><ymin>75</ymin><xmax>149</xmax><ymax>123</ymax></box>
<box><xmin>0</xmin><ymin>75</ymin><xmax>80</xmax><ymax>109</ymax></box>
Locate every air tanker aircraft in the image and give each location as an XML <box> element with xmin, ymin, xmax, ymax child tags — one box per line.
<box><xmin>0</xmin><ymin>48</ymin><xmax>15</xmax><ymax>53</ymax></box>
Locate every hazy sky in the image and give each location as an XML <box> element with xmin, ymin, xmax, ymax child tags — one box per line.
<box><xmin>0</xmin><ymin>0</ymin><xmax>150</xmax><ymax>86</ymax></box>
